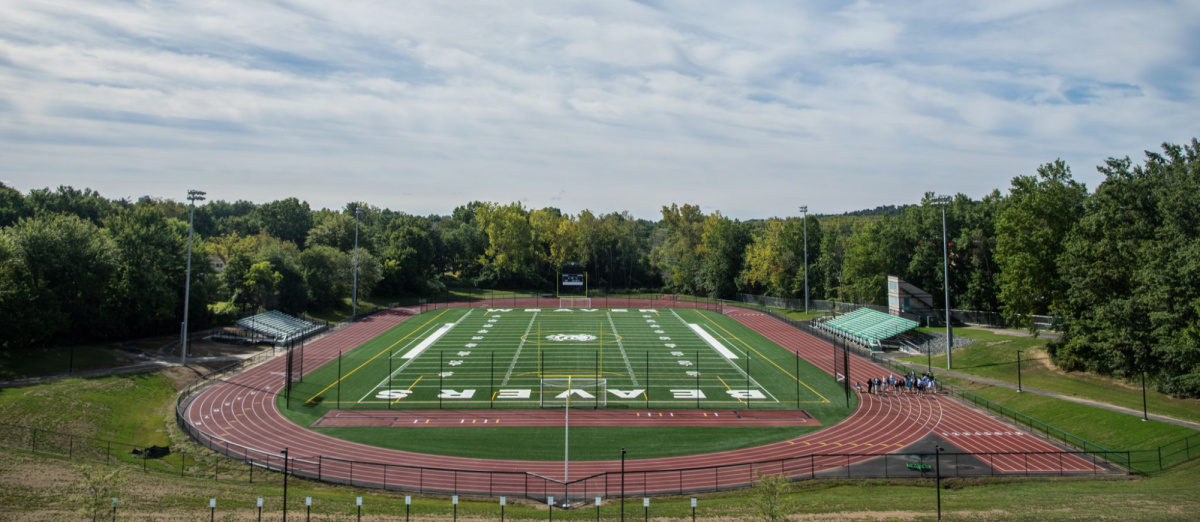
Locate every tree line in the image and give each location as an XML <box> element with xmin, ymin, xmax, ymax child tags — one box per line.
<box><xmin>0</xmin><ymin>139</ymin><xmax>1195</xmax><ymax>395</ymax></box>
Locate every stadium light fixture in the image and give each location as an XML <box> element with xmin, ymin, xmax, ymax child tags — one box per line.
<box><xmin>799</xmin><ymin>206</ymin><xmax>808</xmax><ymax>315</ymax></box>
<box><xmin>181</xmin><ymin>189</ymin><xmax>206</xmax><ymax>367</ymax></box>
<box><xmin>353</xmin><ymin>207</ymin><xmax>363</xmax><ymax>319</ymax></box>
<box><xmin>930</xmin><ymin>195</ymin><xmax>953</xmax><ymax>370</ymax></box>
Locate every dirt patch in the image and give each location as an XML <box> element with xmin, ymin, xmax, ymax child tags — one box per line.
<box><xmin>159</xmin><ymin>365</ymin><xmax>215</xmax><ymax>392</ymax></box>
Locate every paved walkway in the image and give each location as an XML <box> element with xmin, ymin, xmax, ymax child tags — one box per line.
<box><xmin>885</xmin><ymin>354</ymin><xmax>1200</xmax><ymax>431</ymax></box>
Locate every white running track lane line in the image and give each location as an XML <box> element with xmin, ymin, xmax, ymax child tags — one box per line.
<box><xmin>686</xmin><ymin>324</ymin><xmax>738</xmax><ymax>359</ymax></box>
<box><xmin>501</xmin><ymin>312</ymin><xmax>538</xmax><ymax>385</ymax></box>
<box><xmin>607</xmin><ymin>312</ymin><xmax>639</xmax><ymax>386</ymax></box>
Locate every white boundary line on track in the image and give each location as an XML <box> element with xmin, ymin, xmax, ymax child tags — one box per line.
<box><xmin>501</xmin><ymin>311</ymin><xmax>538</xmax><ymax>385</ymax></box>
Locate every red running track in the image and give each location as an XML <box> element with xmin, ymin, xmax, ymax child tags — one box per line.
<box><xmin>182</xmin><ymin>300</ymin><xmax>1104</xmax><ymax>497</ymax></box>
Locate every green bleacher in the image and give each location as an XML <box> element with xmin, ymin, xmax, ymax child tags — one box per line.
<box><xmin>821</xmin><ymin>308</ymin><xmax>919</xmax><ymax>349</ymax></box>
<box><xmin>235</xmin><ymin>311</ymin><xmax>322</xmax><ymax>344</ymax></box>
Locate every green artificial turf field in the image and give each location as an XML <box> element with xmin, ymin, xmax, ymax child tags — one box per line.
<box><xmin>279</xmin><ymin>306</ymin><xmax>856</xmax><ymax>460</ymax></box>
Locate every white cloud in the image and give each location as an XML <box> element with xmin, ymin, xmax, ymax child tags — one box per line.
<box><xmin>0</xmin><ymin>0</ymin><xmax>1197</xmax><ymax>217</ymax></box>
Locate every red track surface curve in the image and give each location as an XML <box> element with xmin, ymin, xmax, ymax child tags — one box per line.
<box><xmin>182</xmin><ymin>299</ymin><xmax>1104</xmax><ymax>497</ymax></box>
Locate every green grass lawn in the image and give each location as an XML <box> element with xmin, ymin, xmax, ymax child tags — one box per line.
<box><xmin>4</xmin><ymin>446</ymin><xmax>1200</xmax><ymax>520</ymax></box>
<box><xmin>278</xmin><ymin>306</ymin><xmax>857</xmax><ymax>460</ymax></box>
<box><xmin>900</xmin><ymin>327</ymin><xmax>1200</xmax><ymax>425</ymax></box>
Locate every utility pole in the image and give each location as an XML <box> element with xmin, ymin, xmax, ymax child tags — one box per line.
<box><xmin>800</xmin><ymin>206</ymin><xmax>808</xmax><ymax>315</ymax></box>
<box><xmin>931</xmin><ymin>195</ymin><xmax>953</xmax><ymax>370</ymax></box>
<box><xmin>1016</xmin><ymin>351</ymin><xmax>1023</xmax><ymax>392</ymax></box>
<box><xmin>353</xmin><ymin>207</ymin><xmax>363</xmax><ymax>319</ymax></box>
<box><xmin>181</xmin><ymin>189</ymin><xmax>205</xmax><ymax>366</ymax></box>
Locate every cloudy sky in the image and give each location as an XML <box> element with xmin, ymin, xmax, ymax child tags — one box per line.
<box><xmin>1</xmin><ymin>1</ymin><xmax>1197</xmax><ymax>218</ymax></box>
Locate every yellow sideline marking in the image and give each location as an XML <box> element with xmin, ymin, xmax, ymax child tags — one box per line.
<box><xmin>695</xmin><ymin>310</ymin><xmax>829</xmax><ymax>403</ymax></box>
<box><xmin>307</xmin><ymin>309</ymin><xmax>451</xmax><ymax>403</ymax></box>
<box><xmin>714</xmin><ymin>375</ymin><xmax>745</xmax><ymax>404</ymax></box>
<box><xmin>391</xmin><ymin>376</ymin><xmax>424</xmax><ymax>405</ymax></box>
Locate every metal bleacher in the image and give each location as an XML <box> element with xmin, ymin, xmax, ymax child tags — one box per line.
<box><xmin>817</xmin><ymin>308</ymin><xmax>919</xmax><ymax>350</ymax></box>
<box><xmin>235</xmin><ymin>311</ymin><xmax>324</xmax><ymax>345</ymax></box>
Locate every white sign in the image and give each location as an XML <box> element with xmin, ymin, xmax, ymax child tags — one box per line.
<box><xmin>306</xmin><ymin>497</ymin><xmax>312</xmax><ymax>507</ymax></box>
<box><xmin>209</xmin><ymin>499</ymin><xmax>215</xmax><ymax>509</ymax></box>
<box><xmin>596</xmin><ymin>497</ymin><xmax>602</xmax><ymax>506</ymax></box>
<box><xmin>453</xmin><ymin>495</ymin><xmax>459</xmax><ymax>505</ymax></box>
<box><xmin>112</xmin><ymin>498</ymin><xmax>118</xmax><ymax>507</ymax></box>
<box><xmin>691</xmin><ymin>498</ymin><xmax>697</xmax><ymax>508</ymax></box>
<box><xmin>356</xmin><ymin>497</ymin><xmax>362</xmax><ymax>506</ymax></box>
<box><xmin>405</xmin><ymin>496</ymin><xmax>411</xmax><ymax>505</ymax></box>
<box><xmin>500</xmin><ymin>496</ymin><xmax>506</xmax><ymax>506</ymax></box>
<box><xmin>257</xmin><ymin>498</ymin><xmax>263</xmax><ymax>508</ymax></box>
<box><xmin>644</xmin><ymin>498</ymin><xmax>650</xmax><ymax>507</ymax></box>
<box><xmin>439</xmin><ymin>389</ymin><xmax>476</xmax><ymax>399</ymax></box>
<box><xmin>548</xmin><ymin>496</ymin><xmax>555</xmax><ymax>506</ymax></box>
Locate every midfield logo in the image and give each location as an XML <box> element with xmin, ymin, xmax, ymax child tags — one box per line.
<box><xmin>545</xmin><ymin>333</ymin><xmax>598</xmax><ymax>342</ymax></box>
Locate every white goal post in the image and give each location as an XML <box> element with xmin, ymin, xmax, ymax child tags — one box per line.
<box><xmin>559</xmin><ymin>297</ymin><xmax>592</xmax><ymax>308</ymax></box>
<box><xmin>540</xmin><ymin>378</ymin><xmax>607</xmax><ymax>408</ymax></box>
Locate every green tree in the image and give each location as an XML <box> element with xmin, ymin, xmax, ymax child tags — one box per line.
<box><xmin>71</xmin><ymin>464</ymin><xmax>127</xmax><ymax>522</ymax></box>
<box><xmin>306</xmin><ymin>211</ymin><xmax>362</xmax><ymax>252</ymax></box>
<box><xmin>0</xmin><ymin>182</ymin><xmax>28</xmax><ymax>228</ymax></box>
<box><xmin>104</xmin><ymin>206</ymin><xmax>191</xmax><ymax>336</ymax></box>
<box><xmin>475</xmin><ymin>202</ymin><xmax>536</xmax><ymax>285</ymax></box>
<box><xmin>1055</xmin><ymin>140</ymin><xmax>1200</xmax><ymax>396</ymax></box>
<box><xmin>241</xmin><ymin>261</ymin><xmax>282</xmax><ymax>311</ymax></box>
<box><xmin>697</xmin><ymin>213</ymin><xmax>750</xmax><ymax>298</ymax></box>
<box><xmin>377</xmin><ymin>214</ymin><xmax>440</xmax><ymax>294</ymax></box>
<box><xmin>0</xmin><ymin>214</ymin><xmax>117</xmax><ymax>346</ymax></box>
<box><xmin>996</xmin><ymin>160</ymin><xmax>1087</xmax><ymax>329</ymax></box>
<box><xmin>750</xmin><ymin>471</ymin><xmax>796</xmax><ymax>522</ymax></box>
<box><xmin>253</xmin><ymin>197</ymin><xmax>313</xmax><ymax>247</ymax></box>
<box><xmin>301</xmin><ymin>245</ymin><xmax>350</xmax><ymax>309</ymax></box>
<box><xmin>24</xmin><ymin>185</ymin><xmax>118</xmax><ymax>226</ymax></box>
<box><xmin>655</xmin><ymin>203</ymin><xmax>705</xmax><ymax>293</ymax></box>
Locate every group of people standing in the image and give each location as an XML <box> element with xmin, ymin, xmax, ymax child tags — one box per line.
<box><xmin>855</xmin><ymin>372</ymin><xmax>936</xmax><ymax>396</ymax></box>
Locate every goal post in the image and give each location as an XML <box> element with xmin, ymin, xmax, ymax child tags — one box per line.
<box><xmin>540</xmin><ymin>378</ymin><xmax>607</xmax><ymax>408</ymax></box>
<box><xmin>559</xmin><ymin>297</ymin><xmax>592</xmax><ymax>308</ymax></box>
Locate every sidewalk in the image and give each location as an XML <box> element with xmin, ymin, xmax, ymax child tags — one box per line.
<box><xmin>0</xmin><ymin>352</ymin><xmax>264</xmax><ymax>389</ymax></box>
<box><xmin>885</xmin><ymin>354</ymin><xmax>1200</xmax><ymax>431</ymax></box>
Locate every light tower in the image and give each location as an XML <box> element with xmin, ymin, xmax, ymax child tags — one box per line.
<box><xmin>930</xmin><ymin>194</ymin><xmax>953</xmax><ymax>369</ymax></box>
<box><xmin>352</xmin><ymin>207</ymin><xmax>363</xmax><ymax>319</ymax></box>
<box><xmin>799</xmin><ymin>206</ymin><xmax>808</xmax><ymax>314</ymax></box>
<box><xmin>180</xmin><ymin>189</ymin><xmax>206</xmax><ymax>366</ymax></box>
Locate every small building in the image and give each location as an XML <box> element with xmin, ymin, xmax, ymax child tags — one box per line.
<box><xmin>887</xmin><ymin>275</ymin><xmax>936</xmax><ymax>324</ymax></box>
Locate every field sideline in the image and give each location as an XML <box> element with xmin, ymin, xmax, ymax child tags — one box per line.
<box><xmin>287</xmin><ymin>306</ymin><xmax>839</xmax><ymax>411</ymax></box>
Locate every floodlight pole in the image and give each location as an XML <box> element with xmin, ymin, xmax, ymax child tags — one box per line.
<box><xmin>181</xmin><ymin>189</ymin><xmax>206</xmax><ymax>367</ymax></box>
<box><xmin>932</xmin><ymin>195</ymin><xmax>953</xmax><ymax>370</ymax></box>
<box><xmin>353</xmin><ymin>207</ymin><xmax>363</xmax><ymax>319</ymax></box>
<box><xmin>800</xmin><ymin>206</ymin><xmax>808</xmax><ymax>315</ymax></box>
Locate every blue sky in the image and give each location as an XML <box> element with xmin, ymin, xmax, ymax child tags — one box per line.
<box><xmin>1</xmin><ymin>0</ymin><xmax>1197</xmax><ymax>218</ymax></box>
